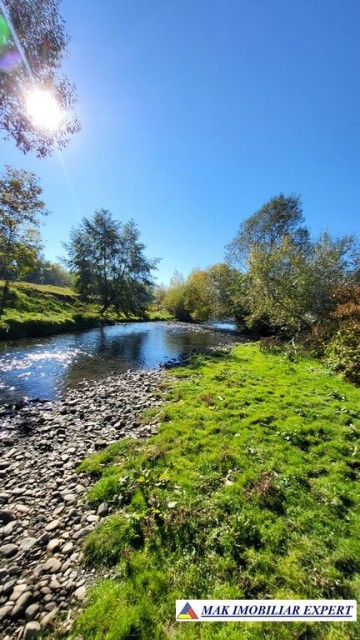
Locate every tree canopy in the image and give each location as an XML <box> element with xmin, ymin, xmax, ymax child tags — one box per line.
<box><xmin>226</xmin><ymin>193</ymin><xmax>310</xmax><ymax>269</ymax></box>
<box><xmin>0</xmin><ymin>0</ymin><xmax>80</xmax><ymax>156</ymax></box>
<box><xmin>0</xmin><ymin>164</ymin><xmax>48</xmax><ymax>312</ymax></box>
<box><xmin>225</xmin><ymin>194</ymin><xmax>360</xmax><ymax>334</ymax></box>
<box><xmin>65</xmin><ymin>209</ymin><xmax>159</xmax><ymax>316</ymax></box>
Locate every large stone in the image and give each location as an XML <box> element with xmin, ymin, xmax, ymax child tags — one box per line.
<box><xmin>74</xmin><ymin>585</ymin><xmax>86</xmax><ymax>601</ymax></box>
<box><xmin>95</xmin><ymin>439</ymin><xmax>107</xmax><ymax>450</ymax></box>
<box><xmin>47</xmin><ymin>539</ymin><xmax>60</xmax><ymax>554</ymax></box>
<box><xmin>73</xmin><ymin>526</ymin><xmax>92</xmax><ymax>540</ymax></box>
<box><xmin>15</xmin><ymin>503</ymin><xmax>30</xmax><ymax>513</ymax></box>
<box><xmin>40</xmin><ymin>607</ymin><xmax>58</xmax><ymax>629</ymax></box>
<box><xmin>3</xmin><ymin>578</ymin><xmax>16</xmax><ymax>596</ymax></box>
<box><xmin>0</xmin><ymin>568</ymin><xmax>10</xmax><ymax>582</ymax></box>
<box><xmin>11</xmin><ymin>590</ymin><xmax>32</xmax><ymax>617</ymax></box>
<box><xmin>45</xmin><ymin>519</ymin><xmax>60</xmax><ymax>532</ymax></box>
<box><xmin>43</xmin><ymin>557</ymin><xmax>61</xmax><ymax>573</ymax></box>
<box><xmin>0</xmin><ymin>605</ymin><xmax>12</xmax><ymax>622</ymax></box>
<box><xmin>0</xmin><ymin>543</ymin><xmax>19</xmax><ymax>558</ymax></box>
<box><xmin>86</xmin><ymin>514</ymin><xmax>100</xmax><ymax>523</ymax></box>
<box><xmin>61</xmin><ymin>541</ymin><xmax>73</xmax><ymax>555</ymax></box>
<box><xmin>2</xmin><ymin>520</ymin><xmax>17</xmax><ymax>535</ymax></box>
<box><xmin>0</xmin><ymin>509</ymin><xmax>16</xmax><ymax>525</ymax></box>
<box><xmin>24</xmin><ymin>621</ymin><xmax>41</xmax><ymax>639</ymax></box>
<box><xmin>10</xmin><ymin>583</ymin><xmax>28</xmax><ymax>601</ymax></box>
<box><xmin>97</xmin><ymin>502</ymin><xmax>109</xmax><ymax>518</ymax></box>
<box><xmin>63</xmin><ymin>493</ymin><xmax>76</xmax><ymax>503</ymax></box>
<box><xmin>25</xmin><ymin>603</ymin><xmax>41</xmax><ymax>620</ymax></box>
<box><xmin>37</xmin><ymin>533</ymin><xmax>50</xmax><ymax>546</ymax></box>
<box><xmin>20</xmin><ymin>537</ymin><xmax>37</xmax><ymax>552</ymax></box>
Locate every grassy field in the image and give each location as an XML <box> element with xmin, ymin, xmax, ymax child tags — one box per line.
<box><xmin>0</xmin><ymin>282</ymin><xmax>171</xmax><ymax>339</ymax></box>
<box><xmin>60</xmin><ymin>343</ymin><xmax>360</xmax><ymax>640</ymax></box>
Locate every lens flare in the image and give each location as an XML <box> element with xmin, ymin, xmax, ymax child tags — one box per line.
<box><xmin>26</xmin><ymin>89</ymin><xmax>64</xmax><ymax>131</ymax></box>
<box><xmin>0</xmin><ymin>13</ymin><xmax>10</xmax><ymax>47</ymax></box>
<box><xmin>0</xmin><ymin>13</ymin><xmax>20</xmax><ymax>71</ymax></box>
<box><xmin>0</xmin><ymin>49</ymin><xmax>21</xmax><ymax>71</ymax></box>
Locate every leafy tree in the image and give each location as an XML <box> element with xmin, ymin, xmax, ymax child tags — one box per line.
<box><xmin>226</xmin><ymin>193</ymin><xmax>310</xmax><ymax>269</ymax></box>
<box><xmin>163</xmin><ymin>271</ymin><xmax>191</xmax><ymax>321</ymax></box>
<box><xmin>226</xmin><ymin>194</ymin><xmax>360</xmax><ymax>334</ymax></box>
<box><xmin>241</xmin><ymin>231</ymin><xmax>359</xmax><ymax>334</ymax></box>
<box><xmin>308</xmin><ymin>232</ymin><xmax>359</xmax><ymax>320</ymax></box>
<box><xmin>184</xmin><ymin>269</ymin><xmax>212</xmax><ymax>320</ymax></box>
<box><xmin>182</xmin><ymin>264</ymin><xmax>244</xmax><ymax>321</ymax></box>
<box><xmin>244</xmin><ymin>235</ymin><xmax>312</xmax><ymax>332</ymax></box>
<box><xmin>151</xmin><ymin>283</ymin><xmax>167</xmax><ymax>311</ymax></box>
<box><xmin>65</xmin><ymin>209</ymin><xmax>158</xmax><ymax>316</ymax></box>
<box><xmin>0</xmin><ymin>0</ymin><xmax>80</xmax><ymax>156</ymax></box>
<box><xmin>206</xmin><ymin>263</ymin><xmax>244</xmax><ymax>320</ymax></box>
<box><xmin>0</xmin><ymin>164</ymin><xmax>48</xmax><ymax>312</ymax></box>
<box><xmin>24</xmin><ymin>256</ymin><xmax>73</xmax><ymax>287</ymax></box>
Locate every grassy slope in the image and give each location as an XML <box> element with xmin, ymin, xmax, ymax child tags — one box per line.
<box><xmin>0</xmin><ymin>282</ymin><xmax>171</xmax><ymax>339</ymax></box>
<box><xmin>63</xmin><ymin>344</ymin><xmax>359</xmax><ymax>640</ymax></box>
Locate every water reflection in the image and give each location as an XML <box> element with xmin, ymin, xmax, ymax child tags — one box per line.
<box><xmin>0</xmin><ymin>322</ymin><xmax>237</xmax><ymax>403</ymax></box>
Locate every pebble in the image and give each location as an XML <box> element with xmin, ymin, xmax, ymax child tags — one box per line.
<box><xmin>0</xmin><ymin>606</ymin><xmax>12</xmax><ymax>621</ymax></box>
<box><xmin>44</xmin><ymin>520</ymin><xmax>60</xmax><ymax>533</ymax></box>
<box><xmin>74</xmin><ymin>586</ymin><xmax>86</xmax><ymax>601</ymax></box>
<box><xmin>46</xmin><ymin>539</ymin><xmax>60</xmax><ymax>554</ymax></box>
<box><xmin>0</xmin><ymin>510</ymin><xmax>16</xmax><ymax>525</ymax></box>
<box><xmin>97</xmin><ymin>503</ymin><xmax>109</xmax><ymax>518</ymax></box>
<box><xmin>25</xmin><ymin>603</ymin><xmax>40</xmax><ymax>620</ymax></box>
<box><xmin>61</xmin><ymin>542</ymin><xmax>73</xmax><ymax>555</ymax></box>
<box><xmin>42</xmin><ymin>558</ymin><xmax>61</xmax><ymax>573</ymax></box>
<box><xmin>19</xmin><ymin>537</ymin><xmax>37</xmax><ymax>552</ymax></box>
<box><xmin>0</xmin><ymin>366</ymin><xmax>167</xmax><ymax>639</ymax></box>
<box><xmin>0</xmin><ymin>544</ymin><xmax>18</xmax><ymax>559</ymax></box>
<box><xmin>23</xmin><ymin>621</ymin><xmax>41</xmax><ymax>639</ymax></box>
<box><xmin>11</xmin><ymin>591</ymin><xmax>32</xmax><ymax>617</ymax></box>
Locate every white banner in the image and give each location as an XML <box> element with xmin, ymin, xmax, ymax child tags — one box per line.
<box><xmin>176</xmin><ymin>600</ymin><xmax>357</xmax><ymax>622</ymax></box>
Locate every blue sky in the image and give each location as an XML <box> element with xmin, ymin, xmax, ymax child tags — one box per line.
<box><xmin>1</xmin><ymin>0</ymin><xmax>360</xmax><ymax>284</ymax></box>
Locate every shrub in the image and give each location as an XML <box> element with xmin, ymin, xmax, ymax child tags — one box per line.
<box><xmin>325</xmin><ymin>321</ymin><xmax>360</xmax><ymax>385</ymax></box>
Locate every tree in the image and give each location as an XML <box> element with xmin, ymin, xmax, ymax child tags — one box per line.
<box><xmin>184</xmin><ymin>269</ymin><xmax>212</xmax><ymax>320</ymax></box>
<box><xmin>163</xmin><ymin>271</ymin><xmax>191</xmax><ymax>321</ymax></box>
<box><xmin>65</xmin><ymin>209</ymin><xmax>158</xmax><ymax>316</ymax></box>
<box><xmin>206</xmin><ymin>263</ymin><xmax>244</xmax><ymax>320</ymax></box>
<box><xmin>226</xmin><ymin>194</ymin><xmax>360</xmax><ymax>334</ymax></box>
<box><xmin>0</xmin><ymin>0</ymin><xmax>80</xmax><ymax>156</ymax></box>
<box><xmin>226</xmin><ymin>193</ymin><xmax>310</xmax><ymax>269</ymax></box>
<box><xmin>239</xmin><ymin>230</ymin><xmax>359</xmax><ymax>334</ymax></box>
<box><xmin>0</xmin><ymin>164</ymin><xmax>48</xmax><ymax>312</ymax></box>
<box><xmin>24</xmin><ymin>256</ymin><xmax>73</xmax><ymax>287</ymax></box>
<box><xmin>151</xmin><ymin>283</ymin><xmax>167</xmax><ymax>312</ymax></box>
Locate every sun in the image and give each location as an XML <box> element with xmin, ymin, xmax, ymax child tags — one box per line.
<box><xmin>26</xmin><ymin>89</ymin><xmax>64</xmax><ymax>131</ymax></box>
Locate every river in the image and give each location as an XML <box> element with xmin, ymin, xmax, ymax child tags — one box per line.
<box><xmin>0</xmin><ymin>321</ymin><xmax>238</xmax><ymax>404</ymax></box>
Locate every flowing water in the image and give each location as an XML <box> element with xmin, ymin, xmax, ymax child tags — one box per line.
<box><xmin>0</xmin><ymin>321</ymin><xmax>238</xmax><ymax>403</ymax></box>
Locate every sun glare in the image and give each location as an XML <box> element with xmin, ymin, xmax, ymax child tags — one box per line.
<box><xmin>26</xmin><ymin>89</ymin><xmax>64</xmax><ymax>131</ymax></box>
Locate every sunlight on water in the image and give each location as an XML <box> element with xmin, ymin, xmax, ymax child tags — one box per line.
<box><xmin>0</xmin><ymin>323</ymin><xmax>237</xmax><ymax>403</ymax></box>
<box><xmin>0</xmin><ymin>347</ymin><xmax>84</xmax><ymax>373</ymax></box>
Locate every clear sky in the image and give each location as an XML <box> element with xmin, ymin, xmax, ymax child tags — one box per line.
<box><xmin>1</xmin><ymin>0</ymin><xmax>359</xmax><ymax>284</ymax></box>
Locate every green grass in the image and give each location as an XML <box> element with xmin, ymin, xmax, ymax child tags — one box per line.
<box><xmin>0</xmin><ymin>282</ymin><xmax>172</xmax><ymax>339</ymax></box>
<box><xmin>61</xmin><ymin>344</ymin><xmax>360</xmax><ymax>640</ymax></box>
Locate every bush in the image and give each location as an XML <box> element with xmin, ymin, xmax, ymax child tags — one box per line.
<box><xmin>325</xmin><ymin>321</ymin><xmax>360</xmax><ymax>385</ymax></box>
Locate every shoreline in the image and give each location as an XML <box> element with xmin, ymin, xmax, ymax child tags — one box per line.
<box><xmin>0</xmin><ymin>367</ymin><xmax>165</xmax><ymax>639</ymax></box>
<box><xmin>0</xmin><ymin>314</ymin><xmax>172</xmax><ymax>343</ymax></box>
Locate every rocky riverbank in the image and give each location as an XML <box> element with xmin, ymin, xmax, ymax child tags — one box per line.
<box><xmin>0</xmin><ymin>368</ymin><xmax>165</xmax><ymax>640</ymax></box>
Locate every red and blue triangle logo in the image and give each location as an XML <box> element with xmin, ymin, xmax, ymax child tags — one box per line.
<box><xmin>177</xmin><ymin>602</ymin><xmax>198</xmax><ymax>620</ymax></box>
